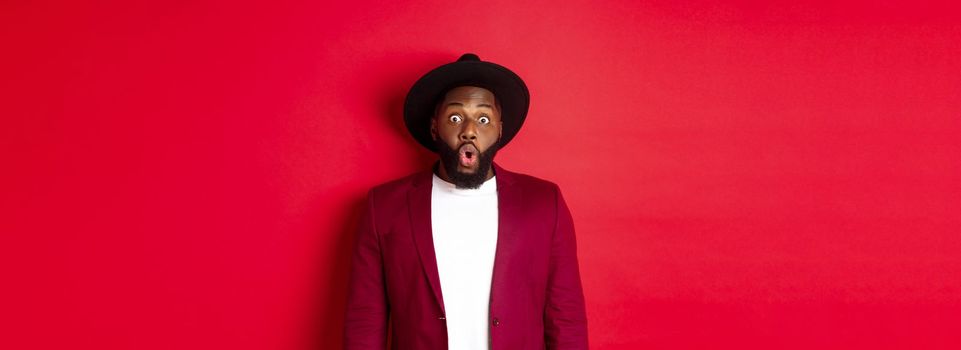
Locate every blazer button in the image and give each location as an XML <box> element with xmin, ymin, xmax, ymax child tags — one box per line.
<box><xmin>492</xmin><ymin>317</ymin><xmax>500</xmax><ymax>327</ymax></box>
<box><xmin>438</xmin><ymin>316</ymin><xmax>446</xmax><ymax>320</ymax></box>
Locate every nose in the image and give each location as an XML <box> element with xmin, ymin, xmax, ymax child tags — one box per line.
<box><xmin>459</xmin><ymin>120</ymin><xmax>477</xmax><ymax>141</ymax></box>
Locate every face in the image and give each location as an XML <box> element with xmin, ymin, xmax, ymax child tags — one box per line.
<box><xmin>431</xmin><ymin>86</ymin><xmax>503</xmax><ymax>187</ymax></box>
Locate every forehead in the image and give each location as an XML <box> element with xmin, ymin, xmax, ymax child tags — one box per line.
<box><xmin>440</xmin><ymin>86</ymin><xmax>497</xmax><ymax>107</ymax></box>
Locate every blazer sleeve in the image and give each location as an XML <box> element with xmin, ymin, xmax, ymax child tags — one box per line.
<box><xmin>544</xmin><ymin>185</ymin><xmax>589</xmax><ymax>349</ymax></box>
<box><xmin>343</xmin><ymin>190</ymin><xmax>389</xmax><ymax>349</ymax></box>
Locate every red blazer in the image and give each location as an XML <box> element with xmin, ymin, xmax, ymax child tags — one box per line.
<box><xmin>344</xmin><ymin>163</ymin><xmax>588</xmax><ymax>349</ymax></box>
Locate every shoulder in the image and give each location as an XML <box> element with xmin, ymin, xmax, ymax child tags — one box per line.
<box><xmin>497</xmin><ymin>166</ymin><xmax>563</xmax><ymax>198</ymax></box>
<box><xmin>365</xmin><ymin>170</ymin><xmax>431</xmax><ymax>202</ymax></box>
<box><xmin>497</xmin><ymin>166</ymin><xmax>574</xmax><ymax>223</ymax></box>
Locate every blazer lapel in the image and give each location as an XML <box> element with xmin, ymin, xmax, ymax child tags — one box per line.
<box><xmin>408</xmin><ymin>170</ymin><xmax>445</xmax><ymax>315</ymax></box>
<box><xmin>491</xmin><ymin>163</ymin><xmax>521</xmax><ymax>300</ymax></box>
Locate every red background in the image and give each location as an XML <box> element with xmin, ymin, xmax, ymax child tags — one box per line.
<box><xmin>3</xmin><ymin>1</ymin><xmax>960</xmax><ymax>349</ymax></box>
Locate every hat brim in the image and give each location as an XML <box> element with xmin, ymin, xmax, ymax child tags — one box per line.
<box><xmin>404</xmin><ymin>58</ymin><xmax>529</xmax><ymax>152</ymax></box>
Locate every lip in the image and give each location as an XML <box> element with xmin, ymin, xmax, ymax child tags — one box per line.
<box><xmin>457</xmin><ymin>143</ymin><xmax>479</xmax><ymax>169</ymax></box>
<box><xmin>458</xmin><ymin>143</ymin><xmax>479</xmax><ymax>154</ymax></box>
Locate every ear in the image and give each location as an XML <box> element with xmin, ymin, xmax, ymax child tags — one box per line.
<box><xmin>430</xmin><ymin>118</ymin><xmax>438</xmax><ymax>140</ymax></box>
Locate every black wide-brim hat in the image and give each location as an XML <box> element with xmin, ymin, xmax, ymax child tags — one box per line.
<box><xmin>404</xmin><ymin>53</ymin><xmax>529</xmax><ymax>152</ymax></box>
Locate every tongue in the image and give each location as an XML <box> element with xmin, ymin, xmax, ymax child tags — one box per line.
<box><xmin>459</xmin><ymin>145</ymin><xmax>478</xmax><ymax>167</ymax></box>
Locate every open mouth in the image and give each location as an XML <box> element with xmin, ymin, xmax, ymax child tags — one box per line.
<box><xmin>458</xmin><ymin>144</ymin><xmax>479</xmax><ymax>168</ymax></box>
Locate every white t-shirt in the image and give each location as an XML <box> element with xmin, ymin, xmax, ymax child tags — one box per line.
<box><xmin>430</xmin><ymin>174</ymin><xmax>499</xmax><ymax>350</ymax></box>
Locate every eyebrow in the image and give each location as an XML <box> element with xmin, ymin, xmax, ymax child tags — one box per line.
<box><xmin>445</xmin><ymin>102</ymin><xmax>494</xmax><ymax>109</ymax></box>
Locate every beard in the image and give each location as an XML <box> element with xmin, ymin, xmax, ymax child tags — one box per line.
<box><xmin>435</xmin><ymin>139</ymin><xmax>499</xmax><ymax>189</ymax></box>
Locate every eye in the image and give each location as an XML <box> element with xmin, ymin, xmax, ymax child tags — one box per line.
<box><xmin>449</xmin><ymin>114</ymin><xmax>462</xmax><ymax>123</ymax></box>
<box><xmin>478</xmin><ymin>116</ymin><xmax>490</xmax><ymax>124</ymax></box>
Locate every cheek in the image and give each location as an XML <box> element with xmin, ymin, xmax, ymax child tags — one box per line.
<box><xmin>482</xmin><ymin>128</ymin><xmax>501</xmax><ymax>145</ymax></box>
<box><xmin>436</xmin><ymin>127</ymin><xmax>458</xmax><ymax>142</ymax></box>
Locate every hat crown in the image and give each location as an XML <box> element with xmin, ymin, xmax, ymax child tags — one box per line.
<box><xmin>458</xmin><ymin>53</ymin><xmax>480</xmax><ymax>62</ymax></box>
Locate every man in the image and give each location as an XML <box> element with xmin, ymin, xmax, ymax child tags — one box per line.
<box><xmin>344</xmin><ymin>53</ymin><xmax>588</xmax><ymax>350</ymax></box>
